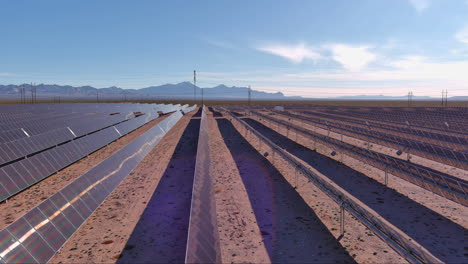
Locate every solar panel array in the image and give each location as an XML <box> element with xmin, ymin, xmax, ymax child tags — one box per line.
<box><xmin>225</xmin><ymin>109</ymin><xmax>440</xmax><ymax>264</ymax></box>
<box><xmin>278</xmin><ymin>111</ymin><xmax>468</xmax><ymax>170</ymax></box>
<box><xmin>185</xmin><ymin>106</ymin><xmax>221</xmax><ymax>263</ymax></box>
<box><xmin>251</xmin><ymin>111</ymin><xmax>468</xmax><ymax>206</ymax></box>
<box><xmin>298</xmin><ymin>110</ymin><xmax>467</xmax><ymax>150</ymax></box>
<box><xmin>276</xmin><ymin>105</ymin><xmax>467</xmax><ymax>135</ymax></box>
<box><xmin>0</xmin><ymin>103</ymin><xmax>194</xmax><ymax>202</ymax></box>
<box><xmin>0</xmin><ymin>110</ymin><xmax>184</xmax><ymax>264</ymax></box>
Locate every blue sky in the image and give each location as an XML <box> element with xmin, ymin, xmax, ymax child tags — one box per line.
<box><xmin>1</xmin><ymin>0</ymin><xmax>468</xmax><ymax>97</ymax></box>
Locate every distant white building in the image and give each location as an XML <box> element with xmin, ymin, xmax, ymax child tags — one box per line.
<box><xmin>273</xmin><ymin>106</ymin><xmax>284</xmax><ymax>111</ymax></box>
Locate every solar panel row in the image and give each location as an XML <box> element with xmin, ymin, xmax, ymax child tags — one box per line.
<box><xmin>0</xmin><ymin>110</ymin><xmax>184</xmax><ymax>264</ymax></box>
<box><xmin>252</xmin><ymin>111</ymin><xmax>468</xmax><ymax>206</ymax></box>
<box><xmin>0</xmin><ymin>107</ymin><xmax>164</xmax><ymax>202</ymax></box>
<box><xmin>226</xmin><ymin>110</ymin><xmax>440</xmax><ymax>264</ymax></box>
<box><xmin>185</xmin><ymin>106</ymin><xmax>221</xmax><ymax>263</ymax></box>
<box><xmin>327</xmin><ymin>109</ymin><xmax>467</xmax><ymax>135</ymax></box>
<box><xmin>280</xmin><ymin>111</ymin><xmax>468</xmax><ymax>170</ymax></box>
<box><xmin>298</xmin><ymin>110</ymin><xmax>468</xmax><ymax>149</ymax></box>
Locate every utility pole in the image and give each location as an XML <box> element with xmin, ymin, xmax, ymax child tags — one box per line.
<box><xmin>201</xmin><ymin>87</ymin><xmax>204</xmax><ymax>106</ymax></box>
<box><xmin>20</xmin><ymin>85</ymin><xmax>25</xmax><ymax>104</ymax></box>
<box><xmin>30</xmin><ymin>83</ymin><xmax>34</xmax><ymax>104</ymax></box>
<box><xmin>96</xmin><ymin>90</ymin><xmax>99</xmax><ymax>103</ymax></box>
<box><xmin>193</xmin><ymin>70</ymin><xmax>196</xmax><ymax>104</ymax></box>
<box><xmin>445</xmin><ymin>90</ymin><xmax>448</xmax><ymax>106</ymax></box>
<box><xmin>248</xmin><ymin>85</ymin><xmax>252</xmax><ymax>107</ymax></box>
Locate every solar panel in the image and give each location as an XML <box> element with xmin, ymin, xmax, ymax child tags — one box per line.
<box><xmin>185</xmin><ymin>107</ymin><xmax>221</xmax><ymax>263</ymax></box>
<box><xmin>0</xmin><ymin>110</ymin><xmax>183</xmax><ymax>263</ymax></box>
<box><xmin>0</xmin><ymin>104</ymin><xmax>173</xmax><ymax>202</ymax></box>
<box><xmin>252</xmin><ymin>110</ymin><xmax>468</xmax><ymax>206</ymax></box>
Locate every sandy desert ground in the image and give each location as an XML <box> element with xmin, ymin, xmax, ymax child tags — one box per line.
<box><xmin>1</xmin><ymin>105</ymin><xmax>466</xmax><ymax>264</ymax></box>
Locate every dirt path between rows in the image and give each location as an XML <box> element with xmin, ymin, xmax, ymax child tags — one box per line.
<box><xmin>116</xmin><ymin>113</ymin><xmax>200</xmax><ymax>263</ymax></box>
<box><xmin>206</xmin><ymin>111</ymin><xmax>270</xmax><ymax>263</ymax></box>
<box><xmin>217</xmin><ymin>118</ymin><xmax>355</xmax><ymax>263</ymax></box>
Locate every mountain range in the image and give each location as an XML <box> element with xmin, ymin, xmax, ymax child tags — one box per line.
<box><xmin>0</xmin><ymin>82</ymin><xmax>292</xmax><ymax>99</ymax></box>
<box><xmin>0</xmin><ymin>82</ymin><xmax>466</xmax><ymax>100</ymax></box>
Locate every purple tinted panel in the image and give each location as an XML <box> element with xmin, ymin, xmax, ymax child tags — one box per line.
<box><xmin>60</xmin><ymin>205</ymin><xmax>84</xmax><ymax>229</ymax></box>
<box><xmin>28</xmin><ymin>155</ymin><xmax>48</xmax><ymax>179</ymax></box>
<box><xmin>35</xmin><ymin>153</ymin><xmax>55</xmax><ymax>175</ymax></box>
<box><xmin>2</xmin><ymin>165</ymin><xmax>28</xmax><ymax>190</ymax></box>
<box><xmin>0</xmin><ymin>229</ymin><xmax>15</xmax><ymax>255</ymax></box>
<box><xmin>87</xmin><ymin>185</ymin><xmax>110</xmax><ymax>205</ymax></box>
<box><xmin>42</xmin><ymin>151</ymin><xmax>60</xmax><ymax>172</ymax></box>
<box><xmin>72</xmin><ymin>176</ymin><xmax>92</xmax><ymax>190</ymax></box>
<box><xmin>20</xmin><ymin>230</ymin><xmax>55</xmax><ymax>263</ymax></box>
<box><xmin>1</xmin><ymin>239</ymin><xmax>37</xmax><ymax>264</ymax></box>
<box><xmin>79</xmin><ymin>191</ymin><xmax>100</xmax><ymax>212</ymax></box>
<box><xmin>6</xmin><ymin>217</ymin><xmax>33</xmax><ymax>242</ymax></box>
<box><xmin>60</xmin><ymin>183</ymin><xmax>86</xmax><ymax>201</ymax></box>
<box><xmin>0</xmin><ymin>181</ymin><xmax>9</xmax><ymax>201</ymax></box>
<box><xmin>21</xmin><ymin>158</ymin><xmax>41</xmax><ymax>181</ymax></box>
<box><xmin>50</xmin><ymin>149</ymin><xmax>68</xmax><ymax>168</ymax></box>
<box><xmin>5</xmin><ymin>143</ymin><xmax>22</xmax><ymax>160</ymax></box>
<box><xmin>0</xmin><ymin>147</ymin><xmax>10</xmax><ymax>163</ymax></box>
<box><xmin>55</xmin><ymin>146</ymin><xmax>72</xmax><ymax>165</ymax></box>
<box><xmin>50</xmin><ymin>212</ymin><xmax>75</xmax><ymax>238</ymax></box>
<box><xmin>48</xmin><ymin>192</ymin><xmax>69</xmax><ymax>210</ymax></box>
<box><xmin>37</xmin><ymin>199</ymin><xmax>61</xmax><ymax>218</ymax></box>
<box><xmin>11</xmin><ymin>161</ymin><xmax>36</xmax><ymax>186</ymax></box>
<box><xmin>36</xmin><ymin>218</ymin><xmax>66</xmax><ymax>251</ymax></box>
<box><xmin>71</xmin><ymin>197</ymin><xmax>93</xmax><ymax>219</ymax></box>
<box><xmin>0</xmin><ymin>168</ymin><xmax>19</xmax><ymax>196</ymax></box>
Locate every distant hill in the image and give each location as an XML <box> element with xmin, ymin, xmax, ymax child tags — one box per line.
<box><xmin>0</xmin><ymin>82</ymin><xmax>292</xmax><ymax>100</ymax></box>
<box><xmin>0</xmin><ymin>83</ymin><xmax>466</xmax><ymax>100</ymax></box>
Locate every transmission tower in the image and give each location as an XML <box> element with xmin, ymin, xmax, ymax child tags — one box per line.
<box><xmin>193</xmin><ymin>70</ymin><xmax>196</xmax><ymax>104</ymax></box>
<box><xmin>248</xmin><ymin>85</ymin><xmax>251</xmax><ymax>106</ymax></box>
<box><xmin>407</xmin><ymin>91</ymin><xmax>413</xmax><ymax>107</ymax></box>
<box><xmin>445</xmin><ymin>90</ymin><xmax>448</xmax><ymax>106</ymax></box>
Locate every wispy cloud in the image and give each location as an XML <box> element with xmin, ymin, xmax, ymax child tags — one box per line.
<box><xmin>407</xmin><ymin>0</ymin><xmax>430</xmax><ymax>13</ymax></box>
<box><xmin>202</xmin><ymin>37</ymin><xmax>236</xmax><ymax>50</ymax></box>
<box><xmin>199</xmin><ymin>55</ymin><xmax>468</xmax><ymax>97</ymax></box>
<box><xmin>327</xmin><ymin>44</ymin><xmax>377</xmax><ymax>71</ymax></box>
<box><xmin>0</xmin><ymin>72</ymin><xmax>15</xmax><ymax>77</ymax></box>
<box><xmin>256</xmin><ymin>43</ymin><xmax>322</xmax><ymax>63</ymax></box>
<box><xmin>455</xmin><ymin>24</ymin><xmax>468</xmax><ymax>44</ymax></box>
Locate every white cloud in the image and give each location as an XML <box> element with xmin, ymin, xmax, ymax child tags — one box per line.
<box><xmin>199</xmin><ymin>55</ymin><xmax>468</xmax><ymax>97</ymax></box>
<box><xmin>256</xmin><ymin>43</ymin><xmax>322</xmax><ymax>63</ymax></box>
<box><xmin>327</xmin><ymin>44</ymin><xmax>377</xmax><ymax>71</ymax></box>
<box><xmin>203</xmin><ymin>38</ymin><xmax>236</xmax><ymax>50</ymax></box>
<box><xmin>0</xmin><ymin>72</ymin><xmax>14</xmax><ymax>77</ymax></box>
<box><xmin>408</xmin><ymin>0</ymin><xmax>430</xmax><ymax>13</ymax></box>
<box><xmin>455</xmin><ymin>24</ymin><xmax>468</xmax><ymax>44</ymax></box>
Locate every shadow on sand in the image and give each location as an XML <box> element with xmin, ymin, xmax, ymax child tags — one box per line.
<box><xmin>217</xmin><ymin>118</ymin><xmax>355</xmax><ymax>263</ymax></box>
<box><xmin>117</xmin><ymin>118</ymin><xmax>200</xmax><ymax>263</ymax></box>
<box><xmin>245</xmin><ymin>118</ymin><xmax>466</xmax><ymax>263</ymax></box>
